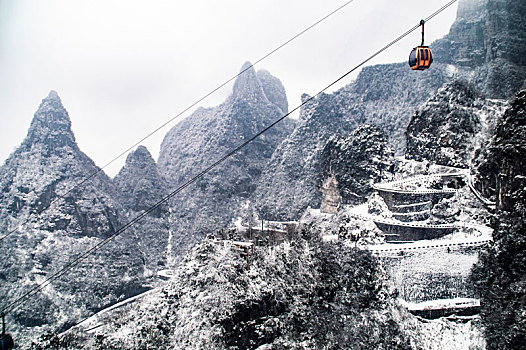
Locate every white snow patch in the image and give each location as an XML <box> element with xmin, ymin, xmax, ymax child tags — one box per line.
<box><xmin>400</xmin><ymin>297</ymin><xmax>480</xmax><ymax>311</ymax></box>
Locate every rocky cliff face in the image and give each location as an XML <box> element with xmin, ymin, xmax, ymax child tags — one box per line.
<box><xmin>0</xmin><ymin>92</ymin><xmax>148</xmax><ymax>343</ymax></box>
<box><xmin>253</xmin><ymin>0</ymin><xmax>525</xmax><ymax>222</ymax></box>
<box><xmin>254</xmin><ymin>64</ymin><xmax>450</xmax><ymax>221</ymax></box>
<box><xmin>474</xmin><ymin>83</ymin><xmax>526</xmax><ymax>207</ymax></box>
<box><xmin>433</xmin><ymin>0</ymin><xmax>526</xmax><ymax>98</ymax></box>
<box><xmin>158</xmin><ymin>62</ymin><xmax>295</xmax><ymax>256</ymax></box>
<box><xmin>320</xmin><ymin>124</ymin><xmax>395</xmax><ymax>205</ymax></box>
<box><xmin>114</xmin><ymin>145</ymin><xmax>168</xmax><ymax>217</ymax></box>
<box><xmin>0</xmin><ymin>91</ymin><xmax>121</xmax><ymax>237</ymax></box>
<box><xmin>405</xmin><ymin>80</ymin><xmax>506</xmax><ymax>167</ymax></box>
<box><xmin>3</xmin><ymin>1</ymin><xmax>525</xmax><ymax>347</ymax></box>
<box><xmin>472</xmin><ymin>85</ymin><xmax>526</xmax><ymax>349</ymax></box>
<box><xmin>253</xmin><ymin>92</ymin><xmax>359</xmax><ymax>221</ymax></box>
<box><xmin>114</xmin><ymin>145</ymin><xmax>170</xmax><ymax>271</ymax></box>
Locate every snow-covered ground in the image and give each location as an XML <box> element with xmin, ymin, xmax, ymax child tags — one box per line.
<box><xmin>401</xmin><ymin>297</ymin><xmax>479</xmax><ymax>312</ymax></box>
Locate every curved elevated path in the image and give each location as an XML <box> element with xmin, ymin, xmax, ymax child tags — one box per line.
<box><xmin>374</xmin><ymin>168</ymin><xmax>495</xmax><ymax>209</ymax></box>
<box><xmin>372</xmin><ymin>171</ymin><xmax>466</xmax><ymax>195</ymax></box>
<box><xmin>356</xmin><ymin>167</ymin><xmax>494</xmax><ymax>243</ymax></box>
<box><xmin>368</xmin><ymin>237</ymin><xmax>491</xmax><ymax>254</ymax></box>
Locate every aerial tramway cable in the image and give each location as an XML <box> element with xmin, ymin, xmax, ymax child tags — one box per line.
<box><xmin>0</xmin><ymin>0</ymin><xmax>358</xmax><ymax>243</ymax></box>
<box><xmin>0</xmin><ymin>0</ymin><xmax>458</xmax><ymax>318</ymax></box>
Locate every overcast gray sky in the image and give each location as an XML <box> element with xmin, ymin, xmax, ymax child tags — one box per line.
<box><xmin>0</xmin><ymin>0</ymin><xmax>458</xmax><ymax>176</ymax></box>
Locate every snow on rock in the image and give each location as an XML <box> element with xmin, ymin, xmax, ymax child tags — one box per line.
<box><xmin>157</xmin><ymin>62</ymin><xmax>295</xmax><ymax>258</ymax></box>
<box><xmin>57</xmin><ymin>232</ymin><xmax>417</xmax><ymax>349</ymax></box>
<box><xmin>432</xmin><ymin>0</ymin><xmax>526</xmax><ymax>99</ymax></box>
<box><xmin>0</xmin><ymin>92</ymin><xmax>149</xmax><ymax>347</ymax></box>
<box><xmin>113</xmin><ymin>145</ymin><xmax>170</xmax><ymax>273</ymax></box>
<box><xmin>471</xmin><ymin>86</ymin><xmax>526</xmax><ymax>349</ymax></box>
<box><xmin>4</xmin><ymin>1</ymin><xmax>525</xmax><ymax>348</ymax></box>
<box><xmin>253</xmin><ymin>64</ymin><xmax>450</xmax><ymax>221</ymax></box>
<box><xmin>114</xmin><ymin>145</ymin><xmax>168</xmax><ymax>216</ymax></box>
<box><xmin>405</xmin><ymin>80</ymin><xmax>506</xmax><ymax>168</ymax></box>
<box><xmin>320</xmin><ymin>124</ymin><xmax>395</xmax><ymax>205</ymax></box>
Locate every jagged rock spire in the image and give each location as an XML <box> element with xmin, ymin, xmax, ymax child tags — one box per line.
<box><xmin>114</xmin><ymin>145</ymin><xmax>168</xmax><ymax>215</ymax></box>
<box><xmin>0</xmin><ymin>90</ymin><xmax>121</xmax><ymax>236</ymax></box>
<box><xmin>257</xmin><ymin>69</ymin><xmax>288</xmax><ymax>114</ymax></box>
<box><xmin>320</xmin><ymin>174</ymin><xmax>342</xmax><ymax>214</ymax></box>
<box><xmin>231</xmin><ymin>61</ymin><xmax>267</xmax><ymax>104</ymax></box>
<box><xmin>24</xmin><ymin>90</ymin><xmax>77</xmax><ymax>149</ymax></box>
<box><xmin>230</xmin><ymin>61</ymin><xmax>289</xmax><ymax>114</ymax></box>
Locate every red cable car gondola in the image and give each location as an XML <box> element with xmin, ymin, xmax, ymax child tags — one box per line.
<box><xmin>409</xmin><ymin>20</ymin><xmax>433</xmax><ymax>71</ymax></box>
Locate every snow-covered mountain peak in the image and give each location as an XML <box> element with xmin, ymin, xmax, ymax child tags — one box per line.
<box><xmin>114</xmin><ymin>145</ymin><xmax>168</xmax><ymax>216</ymax></box>
<box><xmin>229</xmin><ymin>61</ymin><xmax>289</xmax><ymax>114</ymax></box>
<box><xmin>124</xmin><ymin>145</ymin><xmax>155</xmax><ymax>169</ymax></box>
<box><xmin>46</xmin><ymin>89</ymin><xmax>61</xmax><ymax>101</ymax></box>
<box><xmin>231</xmin><ymin>61</ymin><xmax>268</xmax><ymax>105</ymax></box>
<box><xmin>256</xmin><ymin>69</ymin><xmax>288</xmax><ymax>114</ymax></box>
<box><xmin>24</xmin><ymin>90</ymin><xmax>76</xmax><ymax>150</ymax></box>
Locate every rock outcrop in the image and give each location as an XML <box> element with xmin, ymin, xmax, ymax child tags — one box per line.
<box><xmin>254</xmin><ymin>64</ymin><xmax>445</xmax><ymax>221</ymax></box>
<box><xmin>0</xmin><ymin>91</ymin><xmax>121</xmax><ymax>237</ymax></box>
<box><xmin>472</xmin><ymin>85</ymin><xmax>526</xmax><ymax>349</ymax></box>
<box><xmin>254</xmin><ymin>0</ymin><xmax>525</xmax><ymax>221</ymax></box>
<box><xmin>114</xmin><ymin>145</ymin><xmax>168</xmax><ymax>217</ymax></box>
<box><xmin>0</xmin><ymin>92</ymin><xmax>147</xmax><ymax>343</ymax></box>
<box><xmin>433</xmin><ymin>0</ymin><xmax>526</xmax><ymax>98</ymax></box>
<box><xmin>405</xmin><ymin>80</ymin><xmax>506</xmax><ymax>167</ymax></box>
<box><xmin>158</xmin><ymin>62</ymin><xmax>295</xmax><ymax>256</ymax></box>
<box><xmin>114</xmin><ymin>145</ymin><xmax>170</xmax><ymax>270</ymax></box>
<box><xmin>321</xmin><ymin>124</ymin><xmax>395</xmax><ymax>205</ymax></box>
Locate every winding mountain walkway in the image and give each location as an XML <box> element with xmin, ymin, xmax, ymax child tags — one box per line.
<box><xmin>369</xmin><ymin>169</ymin><xmax>491</xmax><ymax>229</ymax></box>
<box><xmin>64</xmin><ymin>288</ymin><xmax>156</xmax><ymax>334</ymax></box>
<box><xmin>368</xmin><ymin>237</ymin><xmax>491</xmax><ymax>254</ymax></box>
<box><xmin>372</xmin><ymin>171</ymin><xmax>465</xmax><ymax>195</ymax></box>
<box><xmin>358</xmin><ymin>167</ymin><xmax>495</xmax><ymax>317</ymax></box>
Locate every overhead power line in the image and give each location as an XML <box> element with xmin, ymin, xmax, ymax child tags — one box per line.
<box><xmin>1</xmin><ymin>0</ymin><xmax>458</xmax><ymax>317</ymax></box>
<box><xmin>0</xmin><ymin>0</ymin><xmax>358</xmax><ymax>243</ymax></box>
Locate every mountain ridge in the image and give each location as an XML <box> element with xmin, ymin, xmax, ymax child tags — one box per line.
<box><xmin>0</xmin><ymin>92</ymin><xmax>150</xmax><ymax>344</ymax></box>
<box><xmin>157</xmin><ymin>62</ymin><xmax>296</xmax><ymax>256</ymax></box>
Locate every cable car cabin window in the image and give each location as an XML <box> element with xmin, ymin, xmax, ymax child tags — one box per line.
<box><xmin>409</xmin><ymin>49</ymin><xmax>417</xmax><ymax>68</ymax></box>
